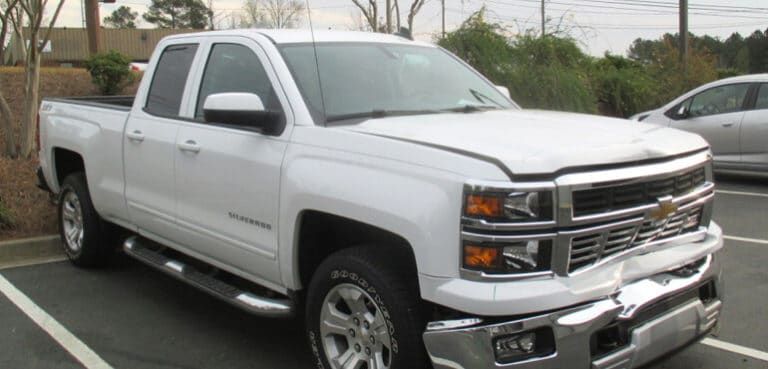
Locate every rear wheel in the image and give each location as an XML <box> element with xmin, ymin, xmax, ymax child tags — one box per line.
<box><xmin>306</xmin><ymin>245</ymin><xmax>428</xmax><ymax>369</ymax></box>
<box><xmin>58</xmin><ymin>172</ymin><xmax>112</xmax><ymax>267</ymax></box>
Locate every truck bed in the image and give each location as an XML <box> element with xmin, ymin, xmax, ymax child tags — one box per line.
<box><xmin>45</xmin><ymin>96</ymin><xmax>135</xmax><ymax>111</ymax></box>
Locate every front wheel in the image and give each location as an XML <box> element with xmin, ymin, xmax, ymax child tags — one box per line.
<box><xmin>306</xmin><ymin>245</ymin><xmax>428</xmax><ymax>369</ymax></box>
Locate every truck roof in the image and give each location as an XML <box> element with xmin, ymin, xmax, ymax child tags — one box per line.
<box><xmin>164</xmin><ymin>29</ymin><xmax>436</xmax><ymax>47</ymax></box>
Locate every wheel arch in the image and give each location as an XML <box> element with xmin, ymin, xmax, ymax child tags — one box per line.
<box><xmin>293</xmin><ymin>210</ymin><xmax>419</xmax><ymax>292</ymax></box>
<box><xmin>52</xmin><ymin>147</ymin><xmax>86</xmax><ymax>189</ymax></box>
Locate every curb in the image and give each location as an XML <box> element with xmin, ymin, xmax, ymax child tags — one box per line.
<box><xmin>0</xmin><ymin>235</ymin><xmax>65</xmax><ymax>269</ymax></box>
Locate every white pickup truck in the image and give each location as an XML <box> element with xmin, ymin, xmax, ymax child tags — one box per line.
<box><xmin>37</xmin><ymin>30</ymin><xmax>724</xmax><ymax>369</ymax></box>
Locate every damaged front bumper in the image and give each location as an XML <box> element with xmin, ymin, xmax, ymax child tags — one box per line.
<box><xmin>424</xmin><ymin>252</ymin><xmax>723</xmax><ymax>369</ymax></box>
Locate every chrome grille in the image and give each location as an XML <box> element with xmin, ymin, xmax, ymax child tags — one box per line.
<box><xmin>572</xmin><ymin>167</ymin><xmax>706</xmax><ymax>217</ymax></box>
<box><xmin>567</xmin><ymin>201</ymin><xmax>705</xmax><ymax>273</ymax></box>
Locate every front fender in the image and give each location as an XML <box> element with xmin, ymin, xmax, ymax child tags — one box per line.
<box><xmin>278</xmin><ymin>142</ymin><xmax>467</xmax><ymax>290</ymax></box>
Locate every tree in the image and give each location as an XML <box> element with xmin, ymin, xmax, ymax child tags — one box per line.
<box><xmin>437</xmin><ymin>9</ymin><xmax>512</xmax><ymax>83</ymax></box>
<box><xmin>591</xmin><ymin>54</ymin><xmax>656</xmax><ymax>117</ymax></box>
<box><xmin>239</xmin><ymin>0</ymin><xmax>303</xmax><ymax>29</ymax></box>
<box><xmin>439</xmin><ymin>10</ymin><xmax>596</xmax><ymax>113</ymax></box>
<box><xmin>745</xmin><ymin>29</ymin><xmax>768</xmax><ymax>73</ymax></box>
<box><xmin>263</xmin><ymin>0</ymin><xmax>303</xmax><ymax>28</ymax></box>
<box><xmin>0</xmin><ymin>0</ymin><xmax>21</xmax><ymax>157</ymax></box>
<box><xmin>143</xmin><ymin>0</ymin><xmax>212</xmax><ymax>29</ymax></box>
<box><xmin>349</xmin><ymin>0</ymin><xmax>425</xmax><ymax>34</ymax></box>
<box><xmin>103</xmin><ymin>6</ymin><xmax>138</xmax><ymax>29</ymax></box>
<box><xmin>6</xmin><ymin>0</ymin><xmax>66</xmax><ymax>158</ymax></box>
<box><xmin>240</xmin><ymin>0</ymin><xmax>267</xmax><ymax>27</ymax></box>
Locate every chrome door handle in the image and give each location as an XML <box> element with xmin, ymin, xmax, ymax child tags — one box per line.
<box><xmin>126</xmin><ymin>130</ymin><xmax>145</xmax><ymax>142</ymax></box>
<box><xmin>178</xmin><ymin>140</ymin><xmax>201</xmax><ymax>154</ymax></box>
<box><xmin>722</xmin><ymin>122</ymin><xmax>735</xmax><ymax>127</ymax></box>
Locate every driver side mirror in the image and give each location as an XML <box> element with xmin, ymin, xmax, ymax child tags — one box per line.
<box><xmin>203</xmin><ymin>93</ymin><xmax>284</xmax><ymax>136</ymax></box>
<box><xmin>495</xmin><ymin>85</ymin><xmax>511</xmax><ymax>99</ymax></box>
<box><xmin>676</xmin><ymin>105</ymin><xmax>690</xmax><ymax>119</ymax></box>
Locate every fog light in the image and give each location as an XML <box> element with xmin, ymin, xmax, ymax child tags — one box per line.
<box><xmin>493</xmin><ymin>328</ymin><xmax>555</xmax><ymax>363</ymax></box>
<box><xmin>503</xmin><ymin>241</ymin><xmax>540</xmax><ymax>271</ymax></box>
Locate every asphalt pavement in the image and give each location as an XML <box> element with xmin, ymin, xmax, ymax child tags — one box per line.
<box><xmin>0</xmin><ymin>173</ymin><xmax>766</xmax><ymax>369</ymax></box>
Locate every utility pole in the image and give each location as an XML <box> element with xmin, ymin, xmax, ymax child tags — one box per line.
<box><xmin>541</xmin><ymin>0</ymin><xmax>545</xmax><ymax>38</ymax></box>
<box><xmin>679</xmin><ymin>0</ymin><xmax>688</xmax><ymax>71</ymax></box>
<box><xmin>84</xmin><ymin>0</ymin><xmax>101</xmax><ymax>55</ymax></box>
<box><xmin>441</xmin><ymin>0</ymin><xmax>445</xmax><ymax>38</ymax></box>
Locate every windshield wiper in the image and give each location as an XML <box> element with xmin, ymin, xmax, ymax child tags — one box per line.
<box><xmin>325</xmin><ymin>109</ymin><xmax>442</xmax><ymax>123</ymax></box>
<box><xmin>442</xmin><ymin>104</ymin><xmax>499</xmax><ymax>113</ymax></box>
<box><xmin>469</xmin><ymin>88</ymin><xmax>505</xmax><ymax>108</ymax></box>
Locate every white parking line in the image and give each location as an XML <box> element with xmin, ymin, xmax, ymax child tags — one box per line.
<box><xmin>716</xmin><ymin>190</ymin><xmax>768</xmax><ymax>198</ymax></box>
<box><xmin>702</xmin><ymin>338</ymin><xmax>768</xmax><ymax>362</ymax></box>
<box><xmin>0</xmin><ymin>274</ymin><xmax>114</xmax><ymax>369</ymax></box>
<box><xmin>724</xmin><ymin>235</ymin><xmax>768</xmax><ymax>245</ymax></box>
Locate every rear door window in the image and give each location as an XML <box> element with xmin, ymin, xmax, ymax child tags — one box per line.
<box><xmin>145</xmin><ymin>44</ymin><xmax>199</xmax><ymax>117</ymax></box>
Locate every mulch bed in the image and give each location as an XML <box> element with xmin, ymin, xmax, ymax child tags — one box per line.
<box><xmin>0</xmin><ymin>68</ymin><xmax>142</xmax><ymax>241</ymax></box>
<box><xmin>0</xmin><ymin>156</ymin><xmax>57</xmax><ymax>241</ymax></box>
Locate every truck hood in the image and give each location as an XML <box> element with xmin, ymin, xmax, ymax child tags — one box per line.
<box><xmin>341</xmin><ymin>109</ymin><xmax>709</xmax><ymax>176</ymax></box>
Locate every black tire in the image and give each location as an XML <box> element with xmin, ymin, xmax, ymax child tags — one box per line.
<box><xmin>306</xmin><ymin>245</ymin><xmax>428</xmax><ymax>369</ymax></box>
<box><xmin>57</xmin><ymin>172</ymin><xmax>112</xmax><ymax>267</ymax></box>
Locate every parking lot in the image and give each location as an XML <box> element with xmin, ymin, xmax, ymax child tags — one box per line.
<box><xmin>1</xmin><ymin>175</ymin><xmax>767</xmax><ymax>369</ymax></box>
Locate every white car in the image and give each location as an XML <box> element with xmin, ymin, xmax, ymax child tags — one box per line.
<box><xmin>635</xmin><ymin>74</ymin><xmax>768</xmax><ymax>175</ymax></box>
<box><xmin>37</xmin><ymin>30</ymin><xmax>723</xmax><ymax>369</ymax></box>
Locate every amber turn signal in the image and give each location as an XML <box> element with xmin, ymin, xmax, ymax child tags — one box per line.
<box><xmin>465</xmin><ymin>194</ymin><xmax>503</xmax><ymax>218</ymax></box>
<box><xmin>464</xmin><ymin>245</ymin><xmax>500</xmax><ymax>269</ymax></box>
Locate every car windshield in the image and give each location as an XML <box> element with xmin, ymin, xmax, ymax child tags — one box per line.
<box><xmin>279</xmin><ymin>42</ymin><xmax>516</xmax><ymax>124</ymax></box>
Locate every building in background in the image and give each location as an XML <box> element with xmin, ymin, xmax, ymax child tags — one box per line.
<box><xmin>4</xmin><ymin>28</ymin><xmax>198</xmax><ymax>66</ymax></box>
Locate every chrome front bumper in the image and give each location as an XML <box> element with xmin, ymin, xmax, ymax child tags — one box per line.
<box><xmin>424</xmin><ymin>253</ymin><xmax>723</xmax><ymax>369</ymax></box>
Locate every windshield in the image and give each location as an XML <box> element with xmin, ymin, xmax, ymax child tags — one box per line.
<box><xmin>279</xmin><ymin>42</ymin><xmax>516</xmax><ymax>123</ymax></box>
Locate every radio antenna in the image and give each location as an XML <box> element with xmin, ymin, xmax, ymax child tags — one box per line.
<box><xmin>304</xmin><ymin>0</ymin><xmax>328</xmax><ymax>125</ymax></box>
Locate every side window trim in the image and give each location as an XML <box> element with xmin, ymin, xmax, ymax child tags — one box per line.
<box><xmin>743</xmin><ymin>83</ymin><xmax>760</xmax><ymax>111</ymax></box>
<box><xmin>143</xmin><ymin>42</ymin><xmax>201</xmax><ymax>119</ymax></box>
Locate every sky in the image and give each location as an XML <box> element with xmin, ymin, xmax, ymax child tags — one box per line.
<box><xmin>50</xmin><ymin>0</ymin><xmax>768</xmax><ymax>56</ymax></box>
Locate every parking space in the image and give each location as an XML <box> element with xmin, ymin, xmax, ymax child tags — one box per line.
<box><xmin>0</xmin><ymin>260</ymin><xmax>312</xmax><ymax>369</ymax></box>
<box><xmin>1</xmin><ymin>177</ymin><xmax>767</xmax><ymax>369</ymax></box>
<box><xmin>0</xmin><ymin>293</ymin><xmax>82</xmax><ymax>369</ymax></box>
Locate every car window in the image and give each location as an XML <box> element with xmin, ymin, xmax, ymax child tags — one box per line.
<box><xmin>195</xmin><ymin>43</ymin><xmax>281</xmax><ymax>119</ymax></box>
<box><xmin>755</xmin><ymin>84</ymin><xmax>768</xmax><ymax>110</ymax></box>
<box><xmin>688</xmin><ymin>84</ymin><xmax>750</xmax><ymax>118</ymax></box>
<box><xmin>145</xmin><ymin>44</ymin><xmax>199</xmax><ymax>117</ymax></box>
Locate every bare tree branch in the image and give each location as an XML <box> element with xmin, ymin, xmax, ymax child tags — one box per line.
<box><xmin>406</xmin><ymin>0</ymin><xmax>424</xmax><ymax>32</ymax></box>
<box><xmin>39</xmin><ymin>0</ymin><xmax>66</xmax><ymax>48</ymax></box>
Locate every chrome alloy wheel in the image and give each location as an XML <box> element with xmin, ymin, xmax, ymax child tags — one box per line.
<box><xmin>320</xmin><ymin>283</ymin><xmax>393</xmax><ymax>369</ymax></box>
<box><xmin>61</xmin><ymin>190</ymin><xmax>84</xmax><ymax>253</ymax></box>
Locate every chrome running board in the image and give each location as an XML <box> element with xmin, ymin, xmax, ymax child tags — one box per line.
<box><xmin>123</xmin><ymin>236</ymin><xmax>293</xmax><ymax>318</ymax></box>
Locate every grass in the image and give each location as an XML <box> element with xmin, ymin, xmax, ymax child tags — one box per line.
<box><xmin>0</xmin><ymin>199</ymin><xmax>13</xmax><ymax>230</ymax></box>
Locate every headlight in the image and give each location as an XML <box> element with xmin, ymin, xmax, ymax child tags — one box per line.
<box><xmin>465</xmin><ymin>190</ymin><xmax>553</xmax><ymax>222</ymax></box>
<box><xmin>463</xmin><ymin>240</ymin><xmax>552</xmax><ymax>274</ymax></box>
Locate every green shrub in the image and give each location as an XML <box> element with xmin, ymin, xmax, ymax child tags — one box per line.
<box><xmin>0</xmin><ymin>198</ymin><xmax>13</xmax><ymax>230</ymax></box>
<box><xmin>437</xmin><ymin>9</ymin><xmax>513</xmax><ymax>84</ymax></box>
<box><xmin>438</xmin><ymin>12</ymin><xmax>596</xmax><ymax>114</ymax></box>
<box><xmin>85</xmin><ymin>50</ymin><xmax>134</xmax><ymax>95</ymax></box>
<box><xmin>505</xmin><ymin>35</ymin><xmax>596</xmax><ymax>113</ymax></box>
<box><xmin>590</xmin><ymin>54</ymin><xmax>656</xmax><ymax>117</ymax></box>
<box><xmin>717</xmin><ymin>68</ymin><xmax>743</xmax><ymax>79</ymax></box>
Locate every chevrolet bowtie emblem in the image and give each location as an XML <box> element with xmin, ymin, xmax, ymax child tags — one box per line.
<box><xmin>650</xmin><ymin>197</ymin><xmax>678</xmax><ymax>221</ymax></box>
